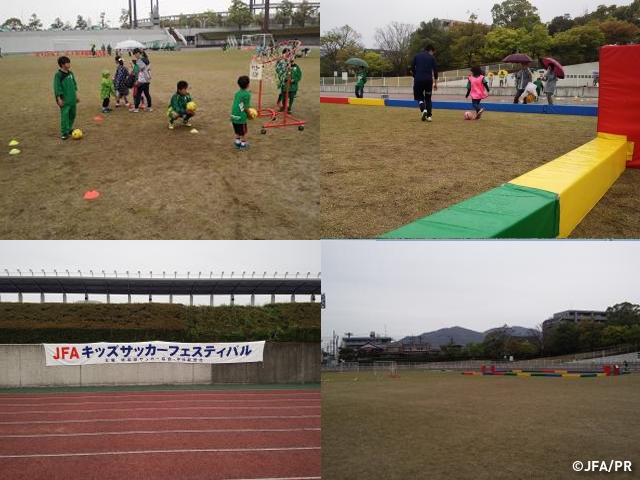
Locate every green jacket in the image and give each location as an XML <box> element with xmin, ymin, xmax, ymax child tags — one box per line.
<box><xmin>100</xmin><ymin>75</ymin><xmax>115</xmax><ymax>100</ymax></box>
<box><xmin>230</xmin><ymin>89</ymin><xmax>251</xmax><ymax>124</ymax></box>
<box><xmin>286</xmin><ymin>64</ymin><xmax>302</xmax><ymax>92</ymax></box>
<box><xmin>355</xmin><ymin>70</ymin><xmax>368</xmax><ymax>88</ymax></box>
<box><xmin>170</xmin><ymin>92</ymin><xmax>192</xmax><ymax>115</ymax></box>
<box><xmin>53</xmin><ymin>69</ymin><xmax>77</xmax><ymax>104</ymax></box>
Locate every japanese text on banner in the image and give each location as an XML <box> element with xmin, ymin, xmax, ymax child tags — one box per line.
<box><xmin>44</xmin><ymin>341</ymin><xmax>265</xmax><ymax>366</ymax></box>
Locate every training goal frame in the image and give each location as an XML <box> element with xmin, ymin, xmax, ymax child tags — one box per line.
<box><xmin>374</xmin><ymin>361</ymin><xmax>399</xmax><ymax>378</ymax></box>
<box><xmin>241</xmin><ymin>33</ymin><xmax>275</xmax><ymax>50</ymax></box>
<box><xmin>249</xmin><ymin>39</ymin><xmax>306</xmax><ymax>133</ymax></box>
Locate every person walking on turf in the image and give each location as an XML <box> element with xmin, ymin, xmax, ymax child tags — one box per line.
<box><xmin>513</xmin><ymin>64</ymin><xmax>532</xmax><ymax>104</ymax></box>
<box><xmin>465</xmin><ymin>65</ymin><xmax>490</xmax><ymax>120</ymax></box>
<box><xmin>543</xmin><ymin>65</ymin><xmax>558</xmax><ymax>105</ymax></box>
<box><xmin>411</xmin><ymin>44</ymin><xmax>438</xmax><ymax>122</ymax></box>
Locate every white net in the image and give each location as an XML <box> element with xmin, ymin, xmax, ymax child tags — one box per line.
<box><xmin>250</xmin><ymin>40</ymin><xmax>302</xmax><ymax>88</ymax></box>
<box><xmin>373</xmin><ymin>361</ymin><xmax>398</xmax><ymax>377</ymax></box>
<box><xmin>339</xmin><ymin>362</ymin><xmax>360</xmax><ymax>373</ymax></box>
<box><xmin>241</xmin><ymin>33</ymin><xmax>275</xmax><ymax>49</ymax></box>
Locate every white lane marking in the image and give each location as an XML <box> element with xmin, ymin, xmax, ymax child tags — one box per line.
<box><xmin>0</xmin><ymin>392</ymin><xmax>320</xmax><ymax>402</ymax></box>
<box><xmin>0</xmin><ymin>398</ymin><xmax>321</xmax><ymax>408</ymax></box>
<box><xmin>0</xmin><ymin>405</ymin><xmax>320</xmax><ymax>415</ymax></box>
<box><xmin>0</xmin><ymin>414</ymin><xmax>321</xmax><ymax>425</ymax></box>
<box><xmin>224</xmin><ymin>477</ymin><xmax>321</xmax><ymax>480</ymax></box>
<box><xmin>0</xmin><ymin>446</ymin><xmax>321</xmax><ymax>459</ymax></box>
<box><xmin>0</xmin><ymin>427</ymin><xmax>321</xmax><ymax>438</ymax></box>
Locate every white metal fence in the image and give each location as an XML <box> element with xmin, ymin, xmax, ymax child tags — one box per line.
<box><xmin>323</xmin><ymin>360</ymin><xmax>640</xmax><ymax>372</ymax></box>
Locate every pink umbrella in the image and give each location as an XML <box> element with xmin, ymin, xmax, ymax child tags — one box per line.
<box><xmin>542</xmin><ymin>57</ymin><xmax>565</xmax><ymax>79</ymax></box>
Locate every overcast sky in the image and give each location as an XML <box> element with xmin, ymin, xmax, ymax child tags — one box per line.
<box><xmin>322</xmin><ymin>0</ymin><xmax>636</xmax><ymax>47</ymax></box>
<box><xmin>0</xmin><ymin>241</ymin><xmax>320</xmax><ymax>305</ymax></box>
<box><xmin>2</xmin><ymin>0</ymin><xmax>310</xmax><ymax>28</ymax></box>
<box><xmin>321</xmin><ymin>241</ymin><xmax>640</xmax><ymax>344</ymax></box>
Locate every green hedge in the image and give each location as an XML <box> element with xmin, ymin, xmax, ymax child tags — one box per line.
<box><xmin>0</xmin><ymin>303</ymin><xmax>320</xmax><ymax>343</ymax></box>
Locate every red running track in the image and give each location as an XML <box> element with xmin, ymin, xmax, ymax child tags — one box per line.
<box><xmin>0</xmin><ymin>388</ymin><xmax>321</xmax><ymax>480</ymax></box>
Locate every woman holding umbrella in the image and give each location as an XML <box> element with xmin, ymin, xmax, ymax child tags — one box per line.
<box><xmin>541</xmin><ymin>57</ymin><xmax>564</xmax><ymax>105</ymax></box>
<box><xmin>503</xmin><ymin>54</ymin><xmax>533</xmax><ymax>104</ymax></box>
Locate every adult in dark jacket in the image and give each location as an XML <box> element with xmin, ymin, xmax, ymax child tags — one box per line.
<box><xmin>411</xmin><ymin>44</ymin><xmax>438</xmax><ymax>122</ymax></box>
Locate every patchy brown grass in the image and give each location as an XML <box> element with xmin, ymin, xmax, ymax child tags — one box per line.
<box><xmin>321</xmin><ymin>104</ymin><xmax>638</xmax><ymax>238</ymax></box>
<box><xmin>0</xmin><ymin>49</ymin><xmax>319</xmax><ymax>239</ymax></box>
<box><xmin>321</xmin><ymin>370</ymin><xmax>640</xmax><ymax>480</ymax></box>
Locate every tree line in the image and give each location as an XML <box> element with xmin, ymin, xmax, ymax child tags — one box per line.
<box><xmin>1</xmin><ymin>0</ymin><xmax>318</xmax><ymax>32</ymax></box>
<box><xmin>339</xmin><ymin>302</ymin><xmax>640</xmax><ymax>362</ymax></box>
<box><xmin>321</xmin><ymin>0</ymin><xmax>640</xmax><ymax>76</ymax></box>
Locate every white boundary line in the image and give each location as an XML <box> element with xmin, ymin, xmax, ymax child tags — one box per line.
<box><xmin>225</xmin><ymin>477</ymin><xmax>321</xmax><ymax>480</ymax></box>
<box><xmin>0</xmin><ymin>414</ymin><xmax>321</xmax><ymax>425</ymax></box>
<box><xmin>0</xmin><ymin>405</ymin><xmax>320</xmax><ymax>415</ymax></box>
<box><xmin>0</xmin><ymin>446</ymin><xmax>321</xmax><ymax>459</ymax></box>
<box><xmin>0</xmin><ymin>427</ymin><xmax>321</xmax><ymax>438</ymax></box>
<box><xmin>0</xmin><ymin>392</ymin><xmax>321</xmax><ymax>402</ymax></box>
<box><xmin>0</xmin><ymin>398</ymin><xmax>321</xmax><ymax>408</ymax></box>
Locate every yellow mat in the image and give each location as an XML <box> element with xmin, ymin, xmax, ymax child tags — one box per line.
<box><xmin>347</xmin><ymin>98</ymin><xmax>386</xmax><ymax>106</ymax></box>
<box><xmin>509</xmin><ymin>133</ymin><xmax>628</xmax><ymax>237</ymax></box>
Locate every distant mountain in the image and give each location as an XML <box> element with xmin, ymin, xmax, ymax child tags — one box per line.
<box><xmin>400</xmin><ymin>325</ymin><xmax>537</xmax><ymax>348</ymax></box>
<box><xmin>400</xmin><ymin>326</ymin><xmax>484</xmax><ymax>348</ymax></box>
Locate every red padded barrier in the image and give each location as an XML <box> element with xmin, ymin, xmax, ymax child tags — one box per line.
<box><xmin>597</xmin><ymin>45</ymin><xmax>640</xmax><ymax>168</ymax></box>
<box><xmin>320</xmin><ymin>96</ymin><xmax>349</xmax><ymax>104</ymax></box>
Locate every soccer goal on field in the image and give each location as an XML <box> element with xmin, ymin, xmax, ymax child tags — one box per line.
<box><xmin>339</xmin><ymin>362</ymin><xmax>360</xmax><ymax>373</ymax></box>
<box><xmin>374</xmin><ymin>361</ymin><xmax>398</xmax><ymax>378</ymax></box>
<box><xmin>241</xmin><ymin>33</ymin><xmax>275</xmax><ymax>50</ymax></box>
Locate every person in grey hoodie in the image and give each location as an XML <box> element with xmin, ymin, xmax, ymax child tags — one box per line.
<box><xmin>543</xmin><ymin>65</ymin><xmax>558</xmax><ymax>105</ymax></box>
<box><xmin>131</xmin><ymin>48</ymin><xmax>152</xmax><ymax>112</ymax></box>
<box><xmin>513</xmin><ymin>64</ymin><xmax>532</xmax><ymax>104</ymax></box>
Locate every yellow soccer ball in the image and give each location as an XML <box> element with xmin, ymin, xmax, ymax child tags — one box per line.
<box><xmin>246</xmin><ymin>107</ymin><xmax>258</xmax><ymax>119</ymax></box>
<box><xmin>71</xmin><ymin>129</ymin><xmax>83</xmax><ymax>139</ymax></box>
<box><xmin>186</xmin><ymin>101</ymin><xmax>196</xmax><ymax>112</ymax></box>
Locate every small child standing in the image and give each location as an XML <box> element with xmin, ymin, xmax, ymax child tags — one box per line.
<box><xmin>230</xmin><ymin>75</ymin><xmax>252</xmax><ymax>150</ymax></box>
<box><xmin>113</xmin><ymin>56</ymin><xmax>130</xmax><ymax>107</ymax></box>
<box><xmin>167</xmin><ymin>80</ymin><xmax>195</xmax><ymax>130</ymax></box>
<box><xmin>465</xmin><ymin>65</ymin><xmax>490</xmax><ymax>120</ymax></box>
<box><xmin>53</xmin><ymin>56</ymin><xmax>79</xmax><ymax>140</ymax></box>
<box><xmin>100</xmin><ymin>69</ymin><xmax>115</xmax><ymax>113</ymax></box>
<box><xmin>279</xmin><ymin>60</ymin><xmax>302</xmax><ymax>114</ymax></box>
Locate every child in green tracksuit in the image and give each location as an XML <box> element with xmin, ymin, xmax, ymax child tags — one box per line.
<box><xmin>278</xmin><ymin>60</ymin><xmax>302</xmax><ymax>114</ymax></box>
<box><xmin>167</xmin><ymin>80</ymin><xmax>195</xmax><ymax>129</ymax></box>
<box><xmin>230</xmin><ymin>75</ymin><xmax>251</xmax><ymax>150</ymax></box>
<box><xmin>100</xmin><ymin>69</ymin><xmax>115</xmax><ymax>113</ymax></box>
<box><xmin>53</xmin><ymin>56</ymin><xmax>79</xmax><ymax>140</ymax></box>
<box><xmin>355</xmin><ymin>67</ymin><xmax>368</xmax><ymax>98</ymax></box>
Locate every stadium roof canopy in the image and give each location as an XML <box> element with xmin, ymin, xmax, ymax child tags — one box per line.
<box><xmin>0</xmin><ymin>276</ymin><xmax>320</xmax><ymax>296</ymax></box>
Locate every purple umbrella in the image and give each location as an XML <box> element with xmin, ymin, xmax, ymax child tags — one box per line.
<box><xmin>502</xmin><ymin>53</ymin><xmax>533</xmax><ymax>64</ymax></box>
<box><xmin>541</xmin><ymin>57</ymin><xmax>565</xmax><ymax>79</ymax></box>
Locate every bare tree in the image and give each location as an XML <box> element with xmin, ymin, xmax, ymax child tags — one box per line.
<box><xmin>374</xmin><ymin>22</ymin><xmax>415</xmax><ymax>76</ymax></box>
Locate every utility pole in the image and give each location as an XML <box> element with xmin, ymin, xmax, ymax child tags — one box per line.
<box><xmin>263</xmin><ymin>0</ymin><xmax>270</xmax><ymax>33</ymax></box>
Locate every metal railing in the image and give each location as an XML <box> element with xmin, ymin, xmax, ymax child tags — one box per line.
<box><xmin>323</xmin><ymin>360</ymin><xmax>640</xmax><ymax>372</ymax></box>
<box><xmin>1</xmin><ymin>269</ymin><xmax>321</xmax><ymax>280</ymax></box>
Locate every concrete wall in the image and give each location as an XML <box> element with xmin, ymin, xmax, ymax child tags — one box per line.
<box><xmin>0</xmin><ymin>343</ymin><xmax>319</xmax><ymax>387</ymax></box>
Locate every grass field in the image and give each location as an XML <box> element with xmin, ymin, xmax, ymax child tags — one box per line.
<box><xmin>320</xmin><ymin>104</ymin><xmax>640</xmax><ymax>238</ymax></box>
<box><xmin>322</xmin><ymin>370</ymin><xmax>640</xmax><ymax>479</ymax></box>
<box><xmin>0</xmin><ymin>49</ymin><xmax>319</xmax><ymax>239</ymax></box>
